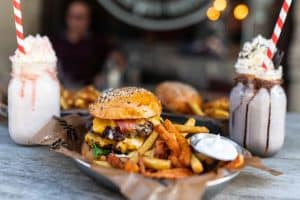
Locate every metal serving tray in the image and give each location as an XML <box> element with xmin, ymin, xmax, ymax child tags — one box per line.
<box><xmin>71</xmin><ymin>113</ymin><xmax>245</xmax><ymax>199</ymax></box>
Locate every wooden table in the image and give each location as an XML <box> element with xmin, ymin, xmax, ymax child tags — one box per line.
<box><xmin>0</xmin><ymin>114</ymin><xmax>300</xmax><ymax>200</ymax></box>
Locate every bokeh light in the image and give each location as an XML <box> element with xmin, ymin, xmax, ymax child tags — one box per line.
<box><xmin>207</xmin><ymin>7</ymin><xmax>221</xmax><ymax>21</ymax></box>
<box><xmin>213</xmin><ymin>0</ymin><xmax>227</xmax><ymax>12</ymax></box>
<box><xmin>233</xmin><ymin>4</ymin><xmax>249</xmax><ymax>20</ymax></box>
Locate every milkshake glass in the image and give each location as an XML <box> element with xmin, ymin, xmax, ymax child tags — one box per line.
<box><xmin>229</xmin><ymin>36</ymin><xmax>286</xmax><ymax>157</ymax></box>
<box><xmin>8</xmin><ymin>35</ymin><xmax>60</xmax><ymax>145</ymax></box>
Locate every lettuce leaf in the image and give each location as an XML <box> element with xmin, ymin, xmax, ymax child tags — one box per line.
<box><xmin>91</xmin><ymin>144</ymin><xmax>110</xmax><ymax>159</ymax></box>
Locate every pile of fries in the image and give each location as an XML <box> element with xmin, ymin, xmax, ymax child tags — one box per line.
<box><xmin>203</xmin><ymin>97</ymin><xmax>230</xmax><ymax>120</ymax></box>
<box><xmin>60</xmin><ymin>86</ymin><xmax>100</xmax><ymax>110</ymax></box>
<box><xmin>90</xmin><ymin>118</ymin><xmax>244</xmax><ymax>179</ymax></box>
<box><xmin>187</xmin><ymin>97</ymin><xmax>230</xmax><ymax>120</ymax></box>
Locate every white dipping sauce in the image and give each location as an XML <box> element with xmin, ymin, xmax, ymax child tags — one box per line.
<box><xmin>195</xmin><ymin>135</ymin><xmax>238</xmax><ymax>161</ymax></box>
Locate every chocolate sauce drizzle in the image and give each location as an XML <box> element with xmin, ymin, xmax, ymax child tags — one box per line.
<box><xmin>231</xmin><ymin>85</ymin><xmax>246</xmax><ymax>136</ymax></box>
<box><xmin>243</xmin><ymin>93</ymin><xmax>256</xmax><ymax>149</ymax></box>
<box><xmin>235</xmin><ymin>74</ymin><xmax>282</xmax><ymax>88</ymax></box>
<box><xmin>232</xmin><ymin>75</ymin><xmax>279</xmax><ymax>154</ymax></box>
<box><xmin>265</xmin><ymin>94</ymin><xmax>272</xmax><ymax>153</ymax></box>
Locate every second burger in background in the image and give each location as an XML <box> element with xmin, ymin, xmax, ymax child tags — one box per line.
<box><xmin>156</xmin><ymin>81</ymin><xmax>229</xmax><ymax>120</ymax></box>
<box><xmin>156</xmin><ymin>81</ymin><xmax>204</xmax><ymax>116</ymax></box>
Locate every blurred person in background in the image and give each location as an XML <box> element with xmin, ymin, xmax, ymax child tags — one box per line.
<box><xmin>51</xmin><ymin>0</ymin><xmax>126</xmax><ymax>89</ymax></box>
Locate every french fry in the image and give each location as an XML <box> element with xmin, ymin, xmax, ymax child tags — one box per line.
<box><xmin>155</xmin><ymin>125</ymin><xmax>180</xmax><ymax>157</ymax></box>
<box><xmin>204</xmin><ymin>98</ymin><xmax>229</xmax><ymax>110</ymax></box>
<box><xmin>195</xmin><ymin>153</ymin><xmax>215</xmax><ymax>165</ymax></box>
<box><xmin>174</xmin><ymin>124</ymin><xmax>209</xmax><ymax>134</ymax></box>
<box><xmin>154</xmin><ymin>139</ymin><xmax>169</xmax><ymax>159</ymax></box>
<box><xmin>93</xmin><ymin>160</ymin><xmax>112</xmax><ymax>168</ymax></box>
<box><xmin>116</xmin><ymin>137</ymin><xmax>145</xmax><ymax>153</ymax></box>
<box><xmin>164</xmin><ymin>119</ymin><xmax>191</xmax><ymax>167</ymax></box>
<box><xmin>139</xmin><ymin>154</ymin><xmax>191</xmax><ymax>179</ymax></box>
<box><xmin>60</xmin><ymin>85</ymin><xmax>100</xmax><ymax>109</ymax></box>
<box><xmin>169</xmin><ymin>155</ymin><xmax>183</xmax><ymax>168</ymax></box>
<box><xmin>74</xmin><ymin>98</ymin><xmax>87</xmax><ymax>109</ymax></box>
<box><xmin>205</xmin><ymin>108</ymin><xmax>229</xmax><ymax>120</ymax></box>
<box><xmin>224</xmin><ymin>154</ymin><xmax>244</xmax><ymax>170</ymax></box>
<box><xmin>85</xmin><ymin>133</ymin><xmax>116</xmax><ymax>147</ymax></box>
<box><xmin>107</xmin><ymin>154</ymin><xmax>125</xmax><ymax>169</ymax></box>
<box><xmin>143</xmin><ymin>157</ymin><xmax>171</xmax><ymax>170</ymax></box>
<box><xmin>191</xmin><ymin>154</ymin><xmax>204</xmax><ymax>174</ymax></box>
<box><xmin>138</xmin><ymin>155</ymin><xmax>147</xmax><ymax>174</ymax></box>
<box><xmin>155</xmin><ymin>124</ymin><xmax>181</xmax><ymax>167</ymax></box>
<box><xmin>138</xmin><ymin>131</ymin><xmax>159</xmax><ymax>155</ymax></box>
<box><xmin>130</xmin><ymin>131</ymin><xmax>159</xmax><ymax>163</ymax></box>
<box><xmin>144</xmin><ymin>149</ymin><xmax>155</xmax><ymax>157</ymax></box>
<box><xmin>182</xmin><ymin>118</ymin><xmax>196</xmax><ymax>137</ymax></box>
<box><xmin>140</xmin><ymin>156</ymin><xmax>192</xmax><ymax>179</ymax></box>
<box><xmin>188</xmin><ymin>101</ymin><xmax>205</xmax><ymax>116</ymax></box>
<box><xmin>124</xmin><ymin>159</ymin><xmax>140</xmax><ymax>173</ymax></box>
<box><xmin>184</xmin><ymin>118</ymin><xmax>196</xmax><ymax>126</ymax></box>
<box><xmin>148</xmin><ymin>116</ymin><xmax>161</xmax><ymax>126</ymax></box>
<box><xmin>128</xmin><ymin>151</ymin><xmax>138</xmax><ymax>163</ymax></box>
<box><xmin>214</xmin><ymin>109</ymin><xmax>229</xmax><ymax>120</ymax></box>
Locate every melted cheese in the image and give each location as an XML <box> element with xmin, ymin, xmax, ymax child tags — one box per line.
<box><xmin>84</xmin><ymin>132</ymin><xmax>116</xmax><ymax>147</ymax></box>
<box><xmin>148</xmin><ymin>116</ymin><xmax>161</xmax><ymax>126</ymax></box>
<box><xmin>92</xmin><ymin>116</ymin><xmax>160</xmax><ymax>134</ymax></box>
<box><xmin>137</xmin><ymin>116</ymin><xmax>161</xmax><ymax>126</ymax></box>
<box><xmin>92</xmin><ymin>118</ymin><xmax>117</xmax><ymax>134</ymax></box>
<box><xmin>116</xmin><ymin>137</ymin><xmax>145</xmax><ymax>153</ymax></box>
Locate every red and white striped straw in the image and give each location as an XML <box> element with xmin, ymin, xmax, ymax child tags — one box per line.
<box><xmin>13</xmin><ymin>0</ymin><xmax>25</xmax><ymax>54</ymax></box>
<box><xmin>262</xmin><ymin>0</ymin><xmax>292</xmax><ymax>70</ymax></box>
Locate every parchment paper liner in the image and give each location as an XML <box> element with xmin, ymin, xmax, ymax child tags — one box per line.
<box><xmin>33</xmin><ymin>115</ymin><xmax>282</xmax><ymax>200</ymax></box>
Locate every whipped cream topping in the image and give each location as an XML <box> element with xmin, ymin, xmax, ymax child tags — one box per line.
<box><xmin>235</xmin><ymin>35</ymin><xmax>282</xmax><ymax>80</ymax></box>
<box><xmin>10</xmin><ymin>35</ymin><xmax>57</xmax><ymax>68</ymax></box>
<box><xmin>194</xmin><ymin>135</ymin><xmax>238</xmax><ymax>161</ymax></box>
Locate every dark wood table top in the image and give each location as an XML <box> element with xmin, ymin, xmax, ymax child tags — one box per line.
<box><xmin>0</xmin><ymin>114</ymin><xmax>300</xmax><ymax>200</ymax></box>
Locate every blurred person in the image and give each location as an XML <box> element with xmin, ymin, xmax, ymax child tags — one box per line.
<box><xmin>51</xmin><ymin>0</ymin><xmax>125</xmax><ymax>89</ymax></box>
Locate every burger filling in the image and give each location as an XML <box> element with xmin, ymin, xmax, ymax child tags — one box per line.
<box><xmin>84</xmin><ymin>116</ymin><xmax>160</xmax><ymax>157</ymax></box>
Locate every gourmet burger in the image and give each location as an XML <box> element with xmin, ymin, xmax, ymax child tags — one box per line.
<box><xmin>80</xmin><ymin>87</ymin><xmax>243</xmax><ymax>179</ymax></box>
<box><xmin>82</xmin><ymin>87</ymin><xmax>162</xmax><ymax>161</ymax></box>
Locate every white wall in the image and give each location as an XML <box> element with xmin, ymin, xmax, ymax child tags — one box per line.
<box><xmin>0</xmin><ymin>0</ymin><xmax>42</xmax><ymax>85</ymax></box>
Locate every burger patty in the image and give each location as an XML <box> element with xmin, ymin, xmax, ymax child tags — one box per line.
<box><xmin>102</xmin><ymin>127</ymin><xmax>125</xmax><ymax>141</ymax></box>
<box><xmin>85</xmin><ymin>131</ymin><xmax>145</xmax><ymax>154</ymax></box>
<box><xmin>92</xmin><ymin>119</ymin><xmax>154</xmax><ymax>141</ymax></box>
<box><xmin>104</xmin><ymin>121</ymin><xmax>153</xmax><ymax>140</ymax></box>
<box><xmin>133</xmin><ymin>121</ymin><xmax>154</xmax><ymax>137</ymax></box>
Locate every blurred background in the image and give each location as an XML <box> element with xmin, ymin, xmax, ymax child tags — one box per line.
<box><xmin>0</xmin><ymin>0</ymin><xmax>299</xmax><ymax>111</ymax></box>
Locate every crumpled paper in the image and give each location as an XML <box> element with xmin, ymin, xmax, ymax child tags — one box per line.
<box><xmin>33</xmin><ymin>114</ymin><xmax>282</xmax><ymax>200</ymax></box>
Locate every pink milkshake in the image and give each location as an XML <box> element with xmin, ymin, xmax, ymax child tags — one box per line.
<box><xmin>8</xmin><ymin>35</ymin><xmax>60</xmax><ymax>145</ymax></box>
<box><xmin>230</xmin><ymin>36</ymin><xmax>286</xmax><ymax>157</ymax></box>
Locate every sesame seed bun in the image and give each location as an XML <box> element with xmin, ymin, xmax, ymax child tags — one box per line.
<box><xmin>90</xmin><ymin>87</ymin><xmax>162</xmax><ymax>120</ymax></box>
<box><xmin>156</xmin><ymin>81</ymin><xmax>202</xmax><ymax>114</ymax></box>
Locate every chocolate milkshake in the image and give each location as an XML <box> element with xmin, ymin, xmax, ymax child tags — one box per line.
<box><xmin>229</xmin><ymin>36</ymin><xmax>286</xmax><ymax>157</ymax></box>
